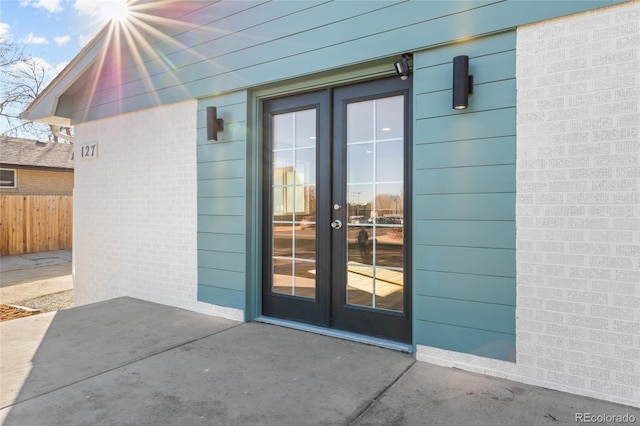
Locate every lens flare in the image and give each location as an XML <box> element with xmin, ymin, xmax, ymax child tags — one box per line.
<box><xmin>99</xmin><ymin>0</ymin><xmax>130</xmax><ymax>22</ymax></box>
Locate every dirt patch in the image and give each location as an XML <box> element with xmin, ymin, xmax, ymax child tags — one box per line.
<box><xmin>0</xmin><ymin>304</ymin><xmax>42</xmax><ymax>322</ymax></box>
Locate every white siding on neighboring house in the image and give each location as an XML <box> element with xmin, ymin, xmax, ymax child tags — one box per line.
<box><xmin>73</xmin><ymin>100</ymin><xmax>242</xmax><ymax>321</ymax></box>
<box><xmin>419</xmin><ymin>0</ymin><xmax>640</xmax><ymax>409</ymax></box>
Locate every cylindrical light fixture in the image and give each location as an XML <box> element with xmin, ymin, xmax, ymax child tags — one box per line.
<box><xmin>207</xmin><ymin>106</ymin><xmax>224</xmax><ymax>141</ymax></box>
<box><xmin>452</xmin><ymin>55</ymin><xmax>473</xmax><ymax>110</ymax></box>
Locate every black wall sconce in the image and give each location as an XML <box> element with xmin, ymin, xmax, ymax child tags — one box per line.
<box><xmin>207</xmin><ymin>106</ymin><xmax>224</xmax><ymax>141</ymax></box>
<box><xmin>394</xmin><ymin>53</ymin><xmax>412</xmax><ymax>80</ymax></box>
<box><xmin>452</xmin><ymin>55</ymin><xmax>473</xmax><ymax>110</ymax></box>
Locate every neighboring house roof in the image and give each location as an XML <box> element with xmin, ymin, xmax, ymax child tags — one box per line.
<box><xmin>0</xmin><ymin>136</ymin><xmax>74</xmax><ymax>170</ymax></box>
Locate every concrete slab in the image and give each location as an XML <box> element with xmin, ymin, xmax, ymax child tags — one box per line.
<box><xmin>0</xmin><ymin>263</ymin><xmax>71</xmax><ymax>288</ymax></box>
<box><xmin>2</xmin><ymin>320</ymin><xmax>414</xmax><ymax>426</ymax></box>
<box><xmin>0</xmin><ymin>249</ymin><xmax>72</xmax><ymax>273</ymax></box>
<box><xmin>2</xmin><ymin>297</ymin><xmax>638</xmax><ymax>425</ymax></box>
<box><xmin>0</xmin><ymin>297</ymin><xmax>239</xmax><ymax>408</ymax></box>
<box><xmin>0</xmin><ymin>274</ymin><xmax>73</xmax><ymax>304</ymax></box>
<box><xmin>0</xmin><ymin>312</ymin><xmax>57</xmax><ymax>408</ymax></box>
<box><xmin>352</xmin><ymin>361</ymin><xmax>640</xmax><ymax>426</ymax></box>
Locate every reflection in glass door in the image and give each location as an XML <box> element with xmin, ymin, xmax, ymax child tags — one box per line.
<box><xmin>263</xmin><ymin>78</ymin><xmax>411</xmax><ymax>343</ymax></box>
<box><xmin>262</xmin><ymin>90</ymin><xmax>330</xmax><ymax>327</ymax></box>
<box><xmin>330</xmin><ymin>77</ymin><xmax>411</xmax><ymax>343</ymax></box>
<box><xmin>345</xmin><ymin>96</ymin><xmax>405</xmax><ymax>312</ymax></box>
<box><xmin>271</xmin><ymin>109</ymin><xmax>317</xmax><ymax>299</ymax></box>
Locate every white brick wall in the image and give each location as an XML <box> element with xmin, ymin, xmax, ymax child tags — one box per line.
<box><xmin>420</xmin><ymin>0</ymin><xmax>639</xmax><ymax>409</ymax></box>
<box><xmin>516</xmin><ymin>0</ymin><xmax>639</xmax><ymax>407</ymax></box>
<box><xmin>73</xmin><ymin>100</ymin><xmax>243</xmax><ymax>322</ymax></box>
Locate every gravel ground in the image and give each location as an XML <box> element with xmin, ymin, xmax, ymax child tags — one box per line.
<box><xmin>16</xmin><ymin>290</ymin><xmax>75</xmax><ymax>312</ymax></box>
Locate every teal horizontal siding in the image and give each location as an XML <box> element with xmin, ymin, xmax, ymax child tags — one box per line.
<box><xmin>197</xmin><ymin>122</ymin><xmax>247</xmax><ymax>146</ymax></box>
<box><xmin>198</xmin><ymin>284</ymin><xmax>245</xmax><ymax>311</ymax></box>
<box><xmin>414</xmin><ymin>51</ymin><xmax>516</xmax><ymax>97</ymax></box>
<box><xmin>198</xmin><ymin>215</ymin><xmax>245</xmax><ymax>234</ymax></box>
<box><xmin>412</xmin><ymin>31</ymin><xmax>516</xmax><ymax>360</ymax></box>
<box><xmin>197</xmin><ymin>92</ymin><xmax>248</xmax><ymax>311</ymax></box>
<box><xmin>198</xmin><ymin>250</ymin><xmax>245</xmax><ymax>273</ymax></box>
<box><xmin>415</xmin><ymin>270</ymin><xmax>515</xmax><ymax>306</ymax></box>
<box><xmin>172</xmin><ymin>1</ymin><xmax>323</xmax><ymax>56</ymax></box>
<box><xmin>415</xmin><ymin>165</ymin><xmax>515</xmax><ymax>194</ymax></box>
<box><xmin>65</xmin><ymin>1</ymin><xmax>625</xmax><ymax>121</ymax></box>
<box><xmin>198</xmin><ymin>268</ymin><xmax>245</xmax><ymax>292</ymax></box>
<box><xmin>415</xmin><ymin>320</ymin><xmax>516</xmax><ymax>362</ymax></box>
<box><xmin>197</xmin><ymin>160</ymin><xmax>246</xmax><ymax>181</ymax></box>
<box><xmin>198</xmin><ymin>197</ymin><xmax>246</xmax><ymax>216</ymax></box>
<box><xmin>416</xmin><ymin>108</ymin><xmax>516</xmax><ymax>144</ymax></box>
<box><xmin>414</xmin><ymin>36</ymin><xmax>516</xmax><ymax>82</ymax></box>
<box><xmin>415</xmin><ymin>295</ymin><xmax>515</xmax><ymax>335</ymax></box>
<box><xmin>171</xmin><ymin>1</ymin><xmax>395</xmax><ymax>67</ymax></box>
<box><xmin>414</xmin><ymin>220</ymin><xmax>515</xmax><ymax>249</ymax></box>
<box><xmin>414</xmin><ymin>193</ymin><xmax>515</xmax><ymax>221</ymax></box>
<box><xmin>414</xmin><ymin>137</ymin><xmax>516</xmax><ymax>170</ymax></box>
<box><xmin>197</xmin><ymin>141</ymin><xmax>246</xmax><ymax>162</ymax></box>
<box><xmin>82</xmin><ymin>1</ymin><xmax>493</xmax><ymax>104</ymax></box>
<box><xmin>415</xmin><ymin>245</ymin><xmax>516</xmax><ymax>278</ymax></box>
<box><xmin>177</xmin><ymin>1</ymin><xmax>312</xmax><ymax>32</ymax></box>
<box><xmin>416</xmin><ymin>79</ymin><xmax>517</xmax><ymax>118</ymax></box>
<box><xmin>198</xmin><ymin>233</ymin><xmax>245</xmax><ymax>253</ymax></box>
<box><xmin>198</xmin><ymin>178</ymin><xmax>246</xmax><ymax>198</ymax></box>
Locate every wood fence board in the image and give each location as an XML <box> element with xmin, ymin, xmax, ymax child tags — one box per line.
<box><xmin>0</xmin><ymin>195</ymin><xmax>73</xmax><ymax>256</ymax></box>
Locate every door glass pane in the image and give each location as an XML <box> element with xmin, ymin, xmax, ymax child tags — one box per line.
<box><xmin>348</xmin><ymin>225</ymin><xmax>373</xmax><ymax>266</ymax></box>
<box><xmin>347</xmin><ymin>143</ymin><xmax>374</xmax><ymax>183</ymax></box>
<box><xmin>376</xmin><ymin>140</ymin><xmax>403</xmax><ymax>182</ymax></box>
<box><xmin>296</xmin><ymin>148</ymin><xmax>316</xmax><ymax>185</ymax></box>
<box><xmin>347</xmin><ymin>184</ymin><xmax>374</xmax><ymax>223</ymax></box>
<box><xmin>346</xmin><ymin>265</ymin><xmax>374</xmax><ymax>308</ymax></box>
<box><xmin>295</xmin><ymin>109</ymin><xmax>317</xmax><ymax>147</ymax></box>
<box><xmin>273</xmin><ymin>259</ymin><xmax>293</xmax><ymax>295</ymax></box>
<box><xmin>271</xmin><ymin>109</ymin><xmax>317</xmax><ymax>299</ymax></box>
<box><xmin>293</xmin><ymin>260</ymin><xmax>316</xmax><ymax>298</ymax></box>
<box><xmin>273</xmin><ymin>151</ymin><xmax>293</xmax><ymax>186</ymax></box>
<box><xmin>375</xmin><ymin>96</ymin><xmax>404</xmax><ymax>140</ymax></box>
<box><xmin>345</xmin><ymin>96</ymin><xmax>404</xmax><ymax>312</ymax></box>
<box><xmin>273</xmin><ymin>224</ymin><xmax>292</xmax><ymax>258</ymax></box>
<box><xmin>375</xmin><ymin>226</ymin><xmax>403</xmax><ymax>268</ymax></box>
<box><xmin>347</xmin><ymin>100</ymin><xmax>373</xmax><ymax>142</ymax></box>
<box><xmin>295</xmin><ymin>206</ymin><xmax>316</xmax><ymax>261</ymax></box>
<box><xmin>274</xmin><ymin>114</ymin><xmax>294</xmax><ymax>150</ymax></box>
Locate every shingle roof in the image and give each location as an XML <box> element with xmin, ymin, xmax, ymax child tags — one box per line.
<box><xmin>0</xmin><ymin>136</ymin><xmax>74</xmax><ymax>170</ymax></box>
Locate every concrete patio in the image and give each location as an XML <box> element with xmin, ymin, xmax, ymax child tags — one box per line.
<box><xmin>1</xmin><ymin>297</ymin><xmax>638</xmax><ymax>425</ymax></box>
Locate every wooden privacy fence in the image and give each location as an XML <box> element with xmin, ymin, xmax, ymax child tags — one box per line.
<box><xmin>0</xmin><ymin>195</ymin><xmax>73</xmax><ymax>256</ymax></box>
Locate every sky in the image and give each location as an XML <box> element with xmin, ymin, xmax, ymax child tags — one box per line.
<box><xmin>1</xmin><ymin>0</ymin><xmax>129</xmax><ymax>136</ymax></box>
<box><xmin>1</xmin><ymin>0</ymin><xmax>128</xmax><ymax>70</ymax></box>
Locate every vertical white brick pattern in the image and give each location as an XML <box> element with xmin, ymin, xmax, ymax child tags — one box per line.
<box><xmin>73</xmin><ymin>100</ymin><xmax>243</xmax><ymax>321</ymax></box>
<box><xmin>517</xmin><ymin>0</ymin><xmax>640</xmax><ymax>407</ymax></box>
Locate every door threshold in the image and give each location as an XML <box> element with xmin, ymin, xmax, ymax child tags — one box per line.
<box><xmin>255</xmin><ymin>316</ymin><xmax>413</xmax><ymax>353</ymax></box>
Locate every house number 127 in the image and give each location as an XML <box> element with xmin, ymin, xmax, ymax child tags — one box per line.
<box><xmin>81</xmin><ymin>142</ymin><xmax>98</xmax><ymax>159</ymax></box>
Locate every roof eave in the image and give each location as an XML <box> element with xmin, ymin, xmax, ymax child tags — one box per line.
<box><xmin>0</xmin><ymin>163</ymin><xmax>74</xmax><ymax>172</ymax></box>
<box><xmin>21</xmin><ymin>114</ymin><xmax>73</xmax><ymax>128</ymax></box>
<box><xmin>22</xmin><ymin>24</ymin><xmax>111</xmax><ymax>126</ymax></box>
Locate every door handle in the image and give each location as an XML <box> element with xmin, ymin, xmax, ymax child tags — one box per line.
<box><xmin>330</xmin><ymin>219</ymin><xmax>343</xmax><ymax>230</ymax></box>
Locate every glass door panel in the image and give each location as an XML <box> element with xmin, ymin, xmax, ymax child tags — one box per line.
<box><xmin>345</xmin><ymin>95</ymin><xmax>405</xmax><ymax>312</ymax></box>
<box><xmin>271</xmin><ymin>108</ymin><xmax>317</xmax><ymax>299</ymax></box>
<box><xmin>263</xmin><ymin>78</ymin><xmax>410</xmax><ymax>342</ymax></box>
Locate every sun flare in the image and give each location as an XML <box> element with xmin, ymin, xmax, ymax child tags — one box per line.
<box><xmin>99</xmin><ymin>0</ymin><xmax>130</xmax><ymax>23</ymax></box>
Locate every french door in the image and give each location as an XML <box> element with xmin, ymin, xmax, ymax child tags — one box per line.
<box><xmin>262</xmin><ymin>77</ymin><xmax>411</xmax><ymax>343</ymax></box>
